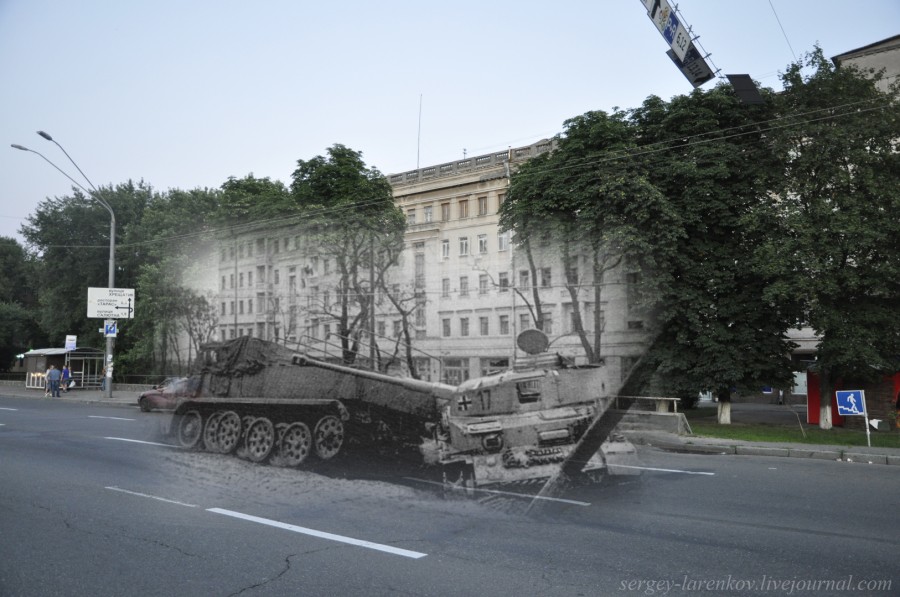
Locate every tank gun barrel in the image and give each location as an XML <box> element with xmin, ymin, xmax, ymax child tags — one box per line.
<box><xmin>292</xmin><ymin>354</ymin><xmax>456</xmax><ymax>399</ymax></box>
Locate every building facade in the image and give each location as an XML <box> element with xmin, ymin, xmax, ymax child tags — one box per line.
<box><xmin>208</xmin><ymin>141</ymin><xmax>652</xmax><ymax>386</ymax></box>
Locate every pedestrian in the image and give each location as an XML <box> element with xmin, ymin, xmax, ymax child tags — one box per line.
<box><xmin>100</xmin><ymin>366</ymin><xmax>106</xmax><ymax>391</ymax></box>
<box><xmin>46</xmin><ymin>365</ymin><xmax>62</xmax><ymax>398</ymax></box>
<box><xmin>43</xmin><ymin>365</ymin><xmax>52</xmax><ymax>397</ymax></box>
<box><xmin>61</xmin><ymin>365</ymin><xmax>71</xmax><ymax>393</ymax></box>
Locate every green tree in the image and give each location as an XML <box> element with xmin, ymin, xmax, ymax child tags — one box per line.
<box><xmin>119</xmin><ymin>187</ymin><xmax>221</xmax><ymax>377</ymax></box>
<box><xmin>290</xmin><ymin>145</ymin><xmax>405</xmax><ymax>364</ymax></box>
<box><xmin>630</xmin><ymin>84</ymin><xmax>801</xmax><ymax>420</ymax></box>
<box><xmin>765</xmin><ymin>48</ymin><xmax>900</xmax><ymax>428</ymax></box>
<box><xmin>20</xmin><ymin>181</ymin><xmax>152</xmax><ymax>354</ymax></box>
<box><xmin>0</xmin><ymin>237</ymin><xmax>41</xmax><ymax>369</ymax></box>
<box><xmin>501</xmin><ymin>110</ymin><xmax>679</xmax><ymax>363</ymax></box>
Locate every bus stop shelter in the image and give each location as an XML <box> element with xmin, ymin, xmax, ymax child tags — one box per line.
<box><xmin>22</xmin><ymin>347</ymin><xmax>105</xmax><ymax>390</ymax></box>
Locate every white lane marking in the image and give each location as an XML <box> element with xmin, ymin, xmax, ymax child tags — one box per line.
<box><xmin>207</xmin><ymin>508</ymin><xmax>428</xmax><ymax>560</ymax></box>
<box><xmin>0</xmin><ymin>407</ymin><xmax>18</xmax><ymax>411</ymax></box>
<box><xmin>403</xmin><ymin>477</ymin><xmax>591</xmax><ymax>506</ymax></box>
<box><xmin>90</xmin><ymin>415</ymin><xmax>136</xmax><ymax>421</ymax></box>
<box><xmin>104</xmin><ymin>436</ymin><xmax>176</xmax><ymax>448</ymax></box>
<box><xmin>610</xmin><ymin>464</ymin><xmax>715</xmax><ymax>476</ymax></box>
<box><xmin>105</xmin><ymin>486</ymin><xmax>198</xmax><ymax>508</ymax></box>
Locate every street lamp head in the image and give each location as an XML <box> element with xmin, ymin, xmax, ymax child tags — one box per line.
<box><xmin>11</xmin><ymin>144</ymin><xmax>30</xmax><ymax>151</ymax></box>
<box><xmin>37</xmin><ymin>130</ymin><xmax>53</xmax><ymax>141</ymax></box>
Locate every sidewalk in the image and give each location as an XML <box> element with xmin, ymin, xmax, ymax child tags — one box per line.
<box><xmin>0</xmin><ymin>382</ymin><xmax>142</xmax><ymax>406</ymax></box>
<box><xmin>627</xmin><ymin>401</ymin><xmax>900</xmax><ymax>466</ymax></box>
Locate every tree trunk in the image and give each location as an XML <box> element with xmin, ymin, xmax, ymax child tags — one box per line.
<box><xmin>818</xmin><ymin>367</ymin><xmax>833</xmax><ymax>430</ymax></box>
<box><xmin>716</xmin><ymin>387</ymin><xmax>732</xmax><ymax>425</ymax></box>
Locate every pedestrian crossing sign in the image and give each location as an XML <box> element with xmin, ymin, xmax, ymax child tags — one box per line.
<box><xmin>835</xmin><ymin>390</ymin><xmax>866</xmax><ymax>416</ymax></box>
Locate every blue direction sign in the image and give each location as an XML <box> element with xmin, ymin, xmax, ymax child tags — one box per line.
<box><xmin>835</xmin><ymin>390</ymin><xmax>866</xmax><ymax>416</ymax></box>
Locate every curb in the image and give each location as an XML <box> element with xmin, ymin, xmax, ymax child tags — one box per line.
<box><xmin>645</xmin><ymin>439</ymin><xmax>898</xmax><ymax>466</ymax></box>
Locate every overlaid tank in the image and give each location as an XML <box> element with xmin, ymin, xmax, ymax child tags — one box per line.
<box><xmin>169</xmin><ymin>332</ymin><xmax>636</xmax><ymax>485</ymax></box>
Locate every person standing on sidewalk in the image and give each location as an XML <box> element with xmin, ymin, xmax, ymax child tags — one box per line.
<box><xmin>61</xmin><ymin>365</ymin><xmax>71</xmax><ymax>393</ymax></box>
<box><xmin>46</xmin><ymin>365</ymin><xmax>62</xmax><ymax>398</ymax></box>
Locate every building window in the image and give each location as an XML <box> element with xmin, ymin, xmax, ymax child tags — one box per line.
<box><xmin>272</xmin><ymin>239</ymin><xmax>279</xmax><ymax>254</ymax></box>
<box><xmin>442</xmin><ymin>239</ymin><xmax>450</xmax><ymax>259</ymax></box>
<box><xmin>239</xmin><ymin>273</ymin><xmax>244</xmax><ymax>288</ymax></box>
<box><xmin>221</xmin><ymin>276</ymin><xmax>226</xmax><ymax>290</ymax></box>
<box><xmin>442</xmin><ymin>278</ymin><xmax>450</xmax><ymax>297</ymax></box>
<box><xmin>519</xmin><ymin>270</ymin><xmax>530</xmax><ymax>289</ymax></box>
<box><xmin>220</xmin><ymin>248</ymin><xmax>226</xmax><ymax>262</ymax></box>
<box><xmin>239</xmin><ymin>300</ymin><xmax>244</xmax><ymax>314</ymax></box>
<box><xmin>497</xmin><ymin>193</ymin><xmax>506</xmax><ymax>211</ymax></box>
<box><xmin>248</xmin><ymin>271</ymin><xmax>253</xmax><ymax>286</ymax></box>
<box><xmin>441</xmin><ymin>203</ymin><xmax>450</xmax><ymax>221</ymax></box>
<box><xmin>480</xmin><ymin>316</ymin><xmax>489</xmax><ymax>336</ymax></box>
<box><xmin>478</xmin><ymin>196</ymin><xmax>488</xmax><ymax>216</ymax></box>
<box><xmin>478</xmin><ymin>234</ymin><xmax>488</xmax><ymax>254</ymax></box>
<box><xmin>499</xmin><ymin>315</ymin><xmax>510</xmax><ymax>335</ymax></box>
<box><xmin>566</xmin><ymin>266</ymin><xmax>578</xmax><ymax>285</ymax></box>
<box><xmin>247</xmin><ymin>242</ymin><xmax>253</xmax><ymax>257</ymax></box>
<box><xmin>442</xmin><ymin>318</ymin><xmax>451</xmax><ymax>337</ymax></box>
<box><xmin>393</xmin><ymin>320</ymin><xmax>401</xmax><ymax>337</ymax></box>
<box><xmin>542</xmin><ymin>313</ymin><xmax>553</xmax><ymax>335</ymax></box>
<box><xmin>519</xmin><ymin>313</ymin><xmax>531</xmax><ymax>331</ymax></box>
<box><xmin>220</xmin><ymin>302</ymin><xmax>226</xmax><ymax>315</ymax></box>
<box><xmin>459</xmin><ymin>276</ymin><xmax>469</xmax><ymax>297</ymax></box>
<box><xmin>479</xmin><ymin>274</ymin><xmax>489</xmax><ymax>294</ymax></box>
<box><xmin>498</xmin><ymin>231</ymin><xmax>510</xmax><ymax>251</ymax></box>
<box><xmin>248</xmin><ymin>299</ymin><xmax>253</xmax><ymax>314</ymax></box>
<box><xmin>414</xmin><ymin>242</ymin><xmax>425</xmax><ymax>289</ymax></box>
<box><xmin>407</xmin><ymin>209</ymin><xmax>416</xmax><ymax>225</ymax></box>
<box><xmin>238</xmin><ymin>244</ymin><xmax>244</xmax><ymax>259</ymax></box>
<box><xmin>323</xmin><ymin>259</ymin><xmax>330</xmax><ymax>275</ymax></box>
<box><xmin>229</xmin><ymin>301</ymin><xmax>235</xmax><ymax>315</ymax></box>
<box><xmin>541</xmin><ymin>267</ymin><xmax>552</xmax><ymax>288</ymax></box>
<box><xmin>443</xmin><ymin>358</ymin><xmax>470</xmax><ymax>385</ymax></box>
<box><xmin>274</xmin><ymin>269</ymin><xmax>280</xmax><ymax>285</ymax></box>
<box><xmin>459</xmin><ymin>200</ymin><xmax>468</xmax><ymax>219</ymax></box>
<box><xmin>459</xmin><ymin>237</ymin><xmax>469</xmax><ymax>256</ymax></box>
<box><xmin>377</xmin><ymin>321</ymin><xmax>386</xmax><ymax>337</ymax></box>
<box><xmin>460</xmin><ymin>317</ymin><xmax>469</xmax><ymax>337</ymax></box>
<box><xmin>627</xmin><ymin>320</ymin><xmax>645</xmax><ymax>330</ymax></box>
<box><xmin>498</xmin><ymin>272</ymin><xmax>509</xmax><ymax>292</ymax></box>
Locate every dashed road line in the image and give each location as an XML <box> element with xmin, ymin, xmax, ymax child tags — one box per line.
<box><xmin>105</xmin><ymin>486</ymin><xmax>198</xmax><ymax>507</ymax></box>
<box><xmin>104</xmin><ymin>436</ymin><xmax>175</xmax><ymax>447</ymax></box>
<box><xmin>207</xmin><ymin>508</ymin><xmax>428</xmax><ymax>559</ymax></box>
<box><xmin>90</xmin><ymin>415</ymin><xmax>135</xmax><ymax>421</ymax></box>
<box><xmin>610</xmin><ymin>464</ymin><xmax>715</xmax><ymax>475</ymax></box>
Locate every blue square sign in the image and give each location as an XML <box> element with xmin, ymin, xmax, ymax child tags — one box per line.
<box><xmin>835</xmin><ymin>390</ymin><xmax>866</xmax><ymax>416</ymax></box>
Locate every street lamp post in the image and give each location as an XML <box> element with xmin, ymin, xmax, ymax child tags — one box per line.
<box><xmin>12</xmin><ymin>133</ymin><xmax>117</xmax><ymax>399</ymax></box>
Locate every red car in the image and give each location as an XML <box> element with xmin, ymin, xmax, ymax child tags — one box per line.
<box><xmin>138</xmin><ymin>377</ymin><xmax>195</xmax><ymax>412</ymax></box>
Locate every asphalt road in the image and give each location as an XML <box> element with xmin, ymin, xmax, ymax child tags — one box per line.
<box><xmin>1</xmin><ymin>395</ymin><xmax>897</xmax><ymax>596</ymax></box>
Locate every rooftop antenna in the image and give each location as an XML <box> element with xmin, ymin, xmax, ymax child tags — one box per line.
<box><xmin>416</xmin><ymin>94</ymin><xmax>423</xmax><ymax>169</ymax></box>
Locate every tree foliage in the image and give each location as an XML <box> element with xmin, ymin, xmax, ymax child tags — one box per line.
<box><xmin>630</xmin><ymin>83</ymin><xmax>802</xmax><ymax>403</ymax></box>
<box><xmin>290</xmin><ymin>145</ymin><xmax>406</xmax><ymax>364</ymax></box>
<box><xmin>763</xmin><ymin>48</ymin><xmax>900</xmax><ymax>425</ymax></box>
<box><xmin>502</xmin><ymin>110</ymin><xmax>680</xmax><ymax>363</ymax></box>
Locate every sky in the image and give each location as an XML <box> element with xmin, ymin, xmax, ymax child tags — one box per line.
<box><xmin>1</xmin><ymin>0</ymin><xmax>898</xmax><ymax>244</ymax></box>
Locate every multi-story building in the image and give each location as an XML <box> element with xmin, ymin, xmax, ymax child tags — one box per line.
<box><xmin>209</xmin><ymin>140</ymin><xmax>652</xmax><ymax>386</ymax></box>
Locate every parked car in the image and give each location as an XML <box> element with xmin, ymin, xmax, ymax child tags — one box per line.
<box><xmin>138</xmin><ymin>377</ymin><xmax>194</xmax><ymax>412</ymax></box>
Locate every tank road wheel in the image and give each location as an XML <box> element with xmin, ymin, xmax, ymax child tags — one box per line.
<box><xmin>202</xmin><ymin>411</ymin><xmax>224</xmax><ymax>452</ymax></box>
<box><xmin>313</xmin><ymin>415</ymin><xmax>344</xmax><ymax>460</ymax></box>
<box><xmin>176</xmin><ymin>410</ymin><xmax>203</xmax><ymax>449</ymax></box>
<box><xmin>215</xmin><ymin>411</ymin><xmax>242</xmax><ymax>454</ymax></box>
<box><xmin>278</xmin><ymin>422</ymin><xmax>312</xmax><ymax>466</ymax></box>
<box><xmin>245</xmin><ymin>417</ymin><xmax>276</xmax><ymax>463</ymax></box>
